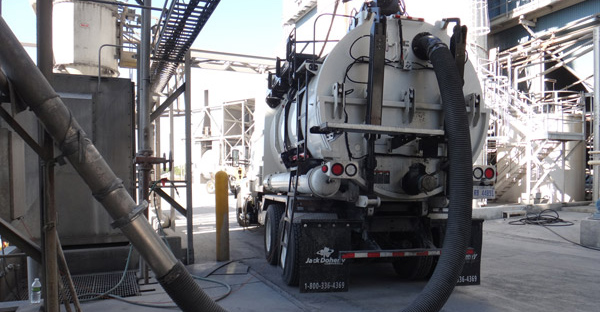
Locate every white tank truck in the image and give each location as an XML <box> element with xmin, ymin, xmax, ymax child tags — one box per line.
<box><xmin>236</xmin><ymin>0</ymin><xmax>489</xmax><ymax>299</ymax></box>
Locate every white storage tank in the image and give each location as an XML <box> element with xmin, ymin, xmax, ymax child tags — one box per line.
<box><xmin>44</xmin><ymin>0</ymin><xmax>120</xmax><ymax>77</ymax></box>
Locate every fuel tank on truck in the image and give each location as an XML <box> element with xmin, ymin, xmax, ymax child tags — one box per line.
<box><xmin>264</xmin><ymin>14</ymin><xmax>488</xmax><ymax>201</ymax></box>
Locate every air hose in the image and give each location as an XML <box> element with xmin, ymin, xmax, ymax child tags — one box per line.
<box><xmin>403</xmin><ymin>33</ymin><xmax>473</xmax><ymax>312</ymax></box>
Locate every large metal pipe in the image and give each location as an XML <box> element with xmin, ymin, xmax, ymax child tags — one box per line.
<box><xmin>0</xmin><ymin>16</ymin><xmax>226</xmax><ymax>312</ymax></box>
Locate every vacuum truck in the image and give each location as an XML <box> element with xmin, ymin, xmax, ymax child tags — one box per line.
<box><xmin>236</xmin><ymin>0</ymin><xmax>488</xmax><ymax>293</ymax></box>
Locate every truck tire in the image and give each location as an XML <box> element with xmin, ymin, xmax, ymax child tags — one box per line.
<box><xmin>392</xmin><ymin>233</ymin><xmax>435</xmax><ymax>280</ymax></box>
<box><xmin>237</xmin><ymin>197</ymin><xmax>252</xmax><ymax>227</ymax></box>
<box><xmin>392</xmin><ymin>253</ymin><xmax>435</xmax><ymax>280</ymax></box>
<box><xmin>264</xmin><ymin>204</ymin><xmax>284</xmax><ymax>265</ymax></box>
<box><xmin>280</xmin><ymin>223</ymin><xmax>300</xmax><ymax>286</ymax></box>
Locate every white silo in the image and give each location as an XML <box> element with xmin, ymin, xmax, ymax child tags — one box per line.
<box><xmin>32</xmin><ymin>0</ymin><xmax>120</xmax><ymax>77</ymax></box>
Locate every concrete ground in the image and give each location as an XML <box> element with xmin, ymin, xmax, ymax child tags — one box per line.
<box><xmin>6</xmin><ymin>189</ymin><xmax>600</xmax><ymax>311</ymax></box>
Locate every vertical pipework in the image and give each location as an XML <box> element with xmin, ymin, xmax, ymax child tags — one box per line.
<box><xmin>139</xmin><ymin>0</ymin><xmax>152</xmax><ymax>154</ymax></box>
<box><xmin>136</xmin><ymin>0</ymin><xmax>154</xmax><ymax>285</ymax></box>
<box><xmin>138</xmin><ymin>0</ymin><xmax>153</xmax><ymax>207</ymax></box>
<box><xmin>0</xmin><ymin>16</ymin><xmax>226</xmax><ymax>312</ymax></box>
<box><xmin>593</xmin><ymin>27</ymin><xmax>600</xmax><ymax>202</ymax></box>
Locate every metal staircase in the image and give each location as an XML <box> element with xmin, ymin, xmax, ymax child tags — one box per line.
<box><xmin>150</xmin><ymin>0</ymin><xmax>220</xmax><ymax>93</ymax></box>
<box><xmin>480</xmin><ymin>44</ymin><xmax>587</xmax><ymax>202</ymax></box>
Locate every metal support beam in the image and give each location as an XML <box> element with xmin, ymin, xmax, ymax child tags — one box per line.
<box><xmin>151</xmin><ymin>83</ymin><xmax>185</xmax><ymax>121</ymax></box>
<box><xmin>184</xmin><ymin>51</ymin><xmax>194</xmax><ymax>264</ymax></box>
<box><xmin>0</xmin><ymin>106</ymin><xmax>47</xmax><ymax>159</ymax></box>
<box><xmin>153</xmin><ymin>188</ymin><xmax>187</xmax><ymax>216</ymax></box>
<box><xmin>0</xmin><ymin>218</ymin><xmax>41</xmax><ymax>263</ymax></box>
<box><xmin>366</xmin><ymin>16</ymin><xmax>385</xmax><ymax>126</ymax></box>
<box><xmin>37</xmin><ymin>0</ymin><xmax>59</xmax><ymax>310</ymax></box>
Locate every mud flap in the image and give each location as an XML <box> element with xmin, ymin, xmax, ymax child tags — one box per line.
<box><xmin>456</xmin><ymin>219</ymin><xmax>483</xmax><ymax>286</ymax></box>
<box><xmin>298</xmin><ymin>220</ymin><xmax>354</xmax><ymax>293</ymax></box>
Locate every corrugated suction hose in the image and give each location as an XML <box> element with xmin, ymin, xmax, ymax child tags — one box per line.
<box><xmin>403</xmin><ymin>33</ymin><xmax>473</xmax><ymax>312</ymax></box>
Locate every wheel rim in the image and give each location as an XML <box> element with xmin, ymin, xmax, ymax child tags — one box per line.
<box><xmin>265</xmin><ymin>216</ymin><xmax>272</xmax><ymax>252</ymax></box>
<box><xmin>280</xmin><ymin>237</ymin><xmax>288</xmax><ymax>269</ymax></box>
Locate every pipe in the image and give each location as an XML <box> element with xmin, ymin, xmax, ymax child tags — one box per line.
<box><xmin>0</xmin><ymin>16</ymin><xmax>226</xmax><ymax>312</ymax></box>
<box><xmin>139</xmin><ymin>0</ymin><xmax>152</xmax><ymax>154</ymax></box>
<box><xmin>593</xmin><ymin>26</ymin><xmax>600</xmax><ymax>202</ymax></box>
<box><xmin>404</xmin><ymin>33</ymin><xmax>473</xmax><ymax>312</ymax></box>
<box><xmin>138</xmin><ymin>0</ymin><xmax>154</xmax><ymax>284</ymax></box>
<box><xmin>263</xmin><ymin>168</ymin><xmax>341</xmax><ymax>198</ymax></box>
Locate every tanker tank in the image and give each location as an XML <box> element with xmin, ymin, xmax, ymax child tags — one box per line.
<box><xmin>237</xmin><ymin>2</ymin><xmax>488</xmax><ymax>305</ymax></box>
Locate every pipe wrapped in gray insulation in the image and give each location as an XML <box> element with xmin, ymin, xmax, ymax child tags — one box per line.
<box><xmin>0</xmin><ymin>17</ymin><xmax>226</xmax><ymax>312</ymax></box>
<box><xmin>403</xmin><ymin>33</ymin><xmax>473</xmax><ymax>312</ymax></box>
<box><xmin>264</xmin><ymin>168</ymin><xmax>341</xmax><ymax>198</ymax></box>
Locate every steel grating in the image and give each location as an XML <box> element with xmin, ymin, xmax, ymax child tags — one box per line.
<box><xmin>60</xmin><ymin>271</ymin><xmax>140</xmax><ymax>302</ymax></box>
<box><xmin>150</xmin><ymin>0</ymin><xmax>221</xmax><ymax>94</ymax></box>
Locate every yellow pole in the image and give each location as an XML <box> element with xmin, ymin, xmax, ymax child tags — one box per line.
<box><xmin>215</xmin><ymin>171</ymin><xmax>230</xmax><ymax>261</ymax></box>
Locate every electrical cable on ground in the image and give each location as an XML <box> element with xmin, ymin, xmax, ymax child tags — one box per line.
<box><xmin>76</xmin><ymin>179</ymin><xmax>234</xmax><ymax>309</ymax></box>
<box><xmin>77</xmin><ymin>244</ymin><xmax>134</xmax><ymax>302</ymax></box>
<box><xmin>150</xmin><ymin>181</ymin><xmax>233</xmax><ymax>302</ymax></box>
<box><xmin>509</xmin><ymin>209</ymin><xmax>600</xmax><ymax>251</ymax></box>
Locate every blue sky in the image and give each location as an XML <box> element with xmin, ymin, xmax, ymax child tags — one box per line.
<box><xmin>0</xmin><ymin>0</ymin><xmax>284</xmax><ymax>57</ymax></box>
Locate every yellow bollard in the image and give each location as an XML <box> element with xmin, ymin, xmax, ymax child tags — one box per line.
<box><xmin>215</xmin><ymin>171</ymin><xmax>230</xmax><ymax>261</ymax></box>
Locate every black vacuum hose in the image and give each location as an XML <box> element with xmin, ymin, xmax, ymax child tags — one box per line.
<box><xmin>403</xmin><ymin>33</ymin><xmax>473</xmax><ymax>312</ymax></box>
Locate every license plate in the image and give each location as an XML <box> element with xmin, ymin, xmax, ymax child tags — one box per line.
<box><xmin>473</xmin><ymin>185</ymin><xmax>495</xmax><ymax>199</ymax></box>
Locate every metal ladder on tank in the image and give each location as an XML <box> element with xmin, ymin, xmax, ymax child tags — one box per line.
<box><xmin>278</xmin><ymin>55</ymin><xmax>314</xmax><ymax>273</ymax></box>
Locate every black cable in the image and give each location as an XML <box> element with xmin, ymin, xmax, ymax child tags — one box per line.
<box><xmin>509</xmin><ymin>209</ymin><xmax>600</xmax><ymax>251</ymax></box>
<box><xmin>148</xmin><ymin>182</ymin><xmax>234</xmax><ymax>301</ymax></box>
<box><xmin>508</xmin><ymin>209</ymin><xmax>573</xmax><ymax>226</ymax></box>
<box><xmin>349</xmin><ymin>35</ymin><xmax>370</xmax><ymax>61</ymax></box>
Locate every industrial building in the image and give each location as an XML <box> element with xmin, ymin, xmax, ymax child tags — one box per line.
<box><xmin>0</xmin><ymin>1</ymin><xmax>599</xmax><ymax>311</ymax></box>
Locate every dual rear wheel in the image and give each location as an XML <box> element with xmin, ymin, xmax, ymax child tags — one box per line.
<box><xmin>263</xmin><ymin>204</ymin><xmax>299</xmax><ymax>286</ymax></box>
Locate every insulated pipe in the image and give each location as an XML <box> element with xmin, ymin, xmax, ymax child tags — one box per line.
<box><xmin>264</xmin><ymin>168</ymin><xmax>341</xmax><ymax>197</ymax></box>
<box><xmin>404</xmin><ymin>33</ymin><xmax>473</xmax><ymax>312</ymax></box>
<box><xmin>0</xmin><ymin>17</ymin><xmax>226</xmax><ymax>312</ymax></box>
